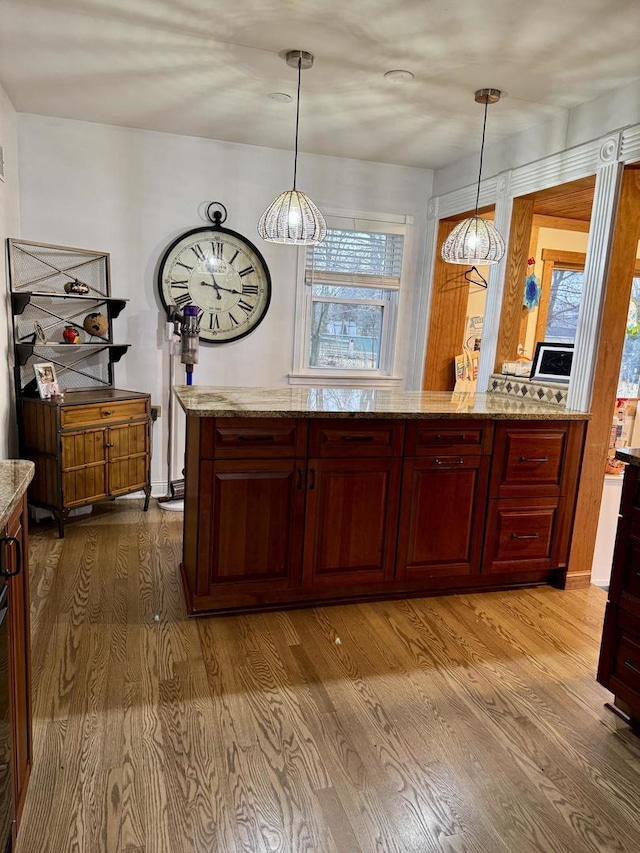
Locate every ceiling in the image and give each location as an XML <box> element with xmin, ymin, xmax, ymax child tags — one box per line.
<box><xmin>1</xmin><ymin>0</ymin><xmax>640</xmax><ymax>171</ymax></box>
<box><xmin>525</xmin><ymin>175</ymin><xmax>596</xmax><ymax>223</ymax></box>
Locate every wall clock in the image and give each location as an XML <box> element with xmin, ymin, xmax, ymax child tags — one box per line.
<box><xmin>158</xmin><ymin>204</ymin><xmax>272</xmax><ymax>343</ymax></box>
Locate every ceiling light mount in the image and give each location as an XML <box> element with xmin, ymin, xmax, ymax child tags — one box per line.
<box><xmin>441</xmin><ymin>87</ymin><xmax>505</xmax><ymax>272</ymax></box>
<box><xmin>258</xmin><ymin>49</ymin><xmax>326</xmax><ymax>245</ymax></box>
<box><xmin>285</xmin><ymin>50</ymin><xmax>314</xmax><ymax>70</ymax></box>
<box><xmin>475</xmin><ymin>88</ymin><xmax>501</xmax><ymax>105</ymax></box>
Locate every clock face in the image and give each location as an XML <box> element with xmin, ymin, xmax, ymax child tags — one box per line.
<box><xmin>158</xmin><ymin>226</ymin><xmax>271</xmax><ymax>343</ymax></box>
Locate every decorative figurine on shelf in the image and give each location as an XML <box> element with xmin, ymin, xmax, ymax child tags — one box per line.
<box><xmin>82</xmin><ymin>312</ymin><xmax>108</xmax><ymax>338</ymax></box>
<box><xmin>62</xmin><ymin>325</ymin><xmax>80</xmax><ymax>344</ymax></box>
<box><xmin>64</xmin><ymin>279</ymin><xmax>90</xmax><ymax>295</ymax></box>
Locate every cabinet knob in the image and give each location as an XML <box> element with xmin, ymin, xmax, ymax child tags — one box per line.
<box><xmin>105</xmin><ymin>443</ymin><xmax>114</xmax><ymax>448</ymax></box>
<box><xmin>102</xmin><ymin>409</ymin><xmax>113</xmax><ymax>416</ymax></box>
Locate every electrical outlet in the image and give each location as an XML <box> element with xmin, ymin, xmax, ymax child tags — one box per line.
<box><xmin>151</xmin><ymin>405</ymin><xmax>161</xmax><ymax>419</ymax></box>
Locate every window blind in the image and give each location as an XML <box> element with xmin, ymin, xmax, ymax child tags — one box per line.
<box><xmin>305</xmin><ymin>229</ymin><xmax>404</xmax><ymax>289</ymax></box>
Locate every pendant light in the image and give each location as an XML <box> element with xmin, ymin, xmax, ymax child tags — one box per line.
<box><xmin>441</xmin><ymin>89</ymin><xmax>505</xmax><ymax>267</ymax></box>
<box><xmin>258</xmin><ymin>50</ymin><xmax>327</xmax><ymax>245</ymax></box>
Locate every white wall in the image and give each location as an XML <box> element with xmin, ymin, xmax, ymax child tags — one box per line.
<box><xmin>17</xmin><ymin>114</ymin><xmax>433</xmax><ymax>486</ymax></box>
<box><xmin>0</xmin><ymin>84</ymin><xmax>19</xmax><ymax>457</ymax></box>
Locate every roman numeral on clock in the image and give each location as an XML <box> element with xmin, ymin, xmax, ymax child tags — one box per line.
<box><xmin>242</xmin><ymin>283</ymin><xmax>259</xmax><ymax>296</ymax></box>
<box><xmin>237</xmin><ymin>299</ymin><xmax>253</xmax><ymax>315</ymax></box>
<box><xmin>238</xmin><ymin>265</ymin><xmax>254</xmax><ymax>278</ymax></box>
<box><xmin>209</xmin><ymin>314</ymin><xmax>220</xmax><ymax>331</ymax></box>
<box><xmin>212</xmin><ymin>241</ymin><xmax>224</xmax><ymax>259</ymax></box>
<box><xmin>174</xmin><ymin>292</ymin><xmax>192</xmax><ymax>308</ymax></box>
<box><xmin>228</xmin><ymin>313</ymin><xmax>240</xmax><ymax>327</ymax></box>
<box><xmin>191</xmin><ymin>244</ymin><xmax>206</xmax><ymax>262</ymax></box>
<box><xmin>176</xmin><ymin>261</ymin><xmax>194</xmax><ymax>271</ymax></box>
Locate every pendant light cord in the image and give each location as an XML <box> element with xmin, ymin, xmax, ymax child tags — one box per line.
<box><xmin>474</xmin><ymin>98</ymin><xmax>489</xmax><ymax>219</ymax></box>
<box><xmin>292</xmin><ymin>57</ymin><xmax>302</xmax><ymax>190</ymax></box>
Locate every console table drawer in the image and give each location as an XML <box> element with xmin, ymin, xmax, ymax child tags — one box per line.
<box><xmin>61</xmin><ymin>399</ymin><xmax>148</xmax><ymax>428</ymax></box>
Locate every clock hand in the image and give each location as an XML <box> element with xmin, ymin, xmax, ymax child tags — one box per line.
<box><xmin>211</xmin><ymin>276</ymin><xmax>241</xmax><ymax>295</ymax></box>
<box><xmin>200</xmin><ymin>280</ymin><xmax>222</xmax><ymax>299</ymax></box>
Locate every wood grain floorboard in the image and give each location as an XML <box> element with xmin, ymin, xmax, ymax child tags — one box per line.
<box><xmin>14</xmin><ymin>501</ymin><xmax>640</xmax><ymax>852</ymax></box>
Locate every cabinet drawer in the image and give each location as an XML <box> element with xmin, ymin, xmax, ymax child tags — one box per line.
<box><xmin>308</xmin><ymin>420</ymin><xmax>403</xmax><ymax>458</ymax></box>
<box><xmin>609</xmin><ymin>518</ymin><xmax>640</xmax><ymax>618</ymax></box>
<box><xmin>202</xmin><ymin>418</ymin><xmax>306</xmax><ymax>459</ymax></box>
<box><xmin>490</xmin><ymin>423</ymin><xmax>569</xmax><ymax>498</ymax></box>
<box><xmin>598</xmin><ymin>605</ymin><xmax>640</xmax><ymax>710</ymax></box>
<box><xmin>405</xmin><ymin>420</ymin><xmax>492</xmax><ymax>456</ymax></box>
<box><xmin>61</xmin><ymin>399</ymin><xmax>148</xmax><ymax>428</ymax></box>
<box><xmin>484</xmin><ymin>497</ymin><xmax>560</xmax><ymax>573</ymax></box>
<box><xmin>621</xmin><ymin>464</ymin><xmax>640</xmax><ymax>523</ymax></box>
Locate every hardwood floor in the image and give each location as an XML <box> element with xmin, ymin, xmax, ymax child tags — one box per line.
<box><xmin>16</xmin><ymin>501</ymin><xmax>640</xmax><ymax>852</ymax></box>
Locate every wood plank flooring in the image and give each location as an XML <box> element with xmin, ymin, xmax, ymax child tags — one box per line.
<box><xmin>15</xmin><ymin>500</ymin><xmax>640</xmax><ymax>853</ymax></box>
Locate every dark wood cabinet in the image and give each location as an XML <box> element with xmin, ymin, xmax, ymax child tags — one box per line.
<box><xmin>396</xmin><ymin>455</ymin><xmax>489</xmax><ymax>580</ymax></box>
<box><xmin>21</xmin><ymin>389</ymin><xmax>151</xmax><ymax>536</ymax></box>
<box><xmin>598</xmin><ymin>463</ymin><xmax>640</xmax><ymax>729</ymax></box>
<box><xmin>182</xmin><ymin>415</ymin><xmax>586</xmax><ymax>615</ymax></box>
<box><xmin>303</xmin><ymin>457</ymin><xmax>401</xmax><ymax>586</ymax></box>
<box><xmin>2</xmin><ymin>494</ymin><xmax>32</xmax><ymax>841</ymax></box>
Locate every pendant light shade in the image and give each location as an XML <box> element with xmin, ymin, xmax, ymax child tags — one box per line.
<box><xmin>258</xmin><ymin>189</ymin><xmax>327</xmax><ymax>245</ymax></box>
<box><xmin>441</xmin><ymin>215</ymin><xmax>505</xmax><ymax>265</ymax></box>
<box><xmin>441</xmin><ymin>89</ymin><xmax>505</xmax><ymax>267</ymax></box>
<box><xmin>259</xmin><ymin>50</ymin><xmax>326</xmax><ymax>245</ymax></box>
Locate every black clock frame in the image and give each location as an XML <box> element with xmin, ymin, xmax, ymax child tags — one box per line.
<box><xmin>157</xmin><ymin>222</ymin><xmax>272</xmax><ymax>345</ymax></box>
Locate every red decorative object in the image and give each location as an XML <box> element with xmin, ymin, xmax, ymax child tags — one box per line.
<box><xmin>62</xmin><ymin>325</ymin><xmax>80</xmax><ymax>344</ymax></box>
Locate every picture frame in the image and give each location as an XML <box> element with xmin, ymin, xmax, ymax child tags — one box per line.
<box><xmin>531</xmin><ymin>341</ymin><xmax>574</xmax><ymax>383</ymax></box>
<box><xmin>33</xmin><ymin>362</ymin><xmax>60</xmax><ymax>399</ymax></box>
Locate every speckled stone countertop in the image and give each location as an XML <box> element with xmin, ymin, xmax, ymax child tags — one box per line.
<box><xmin>0</xmin><ymin>460</ymin><xmax>34</xmax><ymax>530</ymax></box>
<box><xmin>616</xmin><ymin>448</ymin><xmax>640</xmax><ymax>467</ymax></box>
<box><xmin>174</xmin><ymin>386</ymin><xmax>590</xmax><ymax>420</ymax></box>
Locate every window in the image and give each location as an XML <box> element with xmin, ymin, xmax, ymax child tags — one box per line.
<box><xmin>619</xmin><ymin>275</ymin><xmax>640</xmax><ymax>397</ymax></box>
<box><xmin>292</xmin><ymin>219</ymin><xmax>406</xmax><ymax>383</ymax></box>
<box><xmin>546</xmin><ymin>267</ymin><xmax>585</xmax><ymax>340</ymax></box>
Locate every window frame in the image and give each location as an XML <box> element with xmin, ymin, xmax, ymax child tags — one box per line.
<box><xmin>290</xmin><ymin>209</ymin><xmax>411</xmax><ymax>387</ymax></box>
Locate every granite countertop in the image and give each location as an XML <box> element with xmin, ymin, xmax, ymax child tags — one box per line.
<box><xmin>0</xmin><ymin>460</ymin><xmax>34</xmax><ymax>530</ymax></box>
<box><xmin>616</xmin><ymin>448</ymin><xmax>640</xmax><ymax>467</ymax></box>
<box><xmin>174</xmin><ymin>385</ymin><xmax>590</xmax><ymax>421</ymax></box>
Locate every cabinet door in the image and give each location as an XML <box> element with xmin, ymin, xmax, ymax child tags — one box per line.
<box><xmin>198</xmin><ymin>459</ymin><xmax>305</xmax><ymax>596</ymax></box>
<box><xmin>107</xmin><ymin>421</ymin><xmax>149</xmax><ymax>495</ymax></box>
<box><xmin>396</xmin><ymin>456</ymin><xmax>489</xmax><ymax>580</ymax></box>
<box><xmin>609</xmin><ymin>519</ymin><xmax>640</xmax><ymax>619</ymax></box>
<box><xmin>5</xmin><ymin>498</ymin><xmax>31</xmax><ymax>828</ymax></box>
<box><xmin>303</xmin><ymin>458</ymin><xmax>401</xmax><ymax>586</ymax></box>
<box><xmin>61</xmin><ymin>428</ymin><xmax>107</xmax><ymax>505</ymax></box>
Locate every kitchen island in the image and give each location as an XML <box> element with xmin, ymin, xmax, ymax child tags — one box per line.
<box><xmin>175</xmin><ymin>386</ymin><xmax>589</xmax><ymax>616</ymax></box>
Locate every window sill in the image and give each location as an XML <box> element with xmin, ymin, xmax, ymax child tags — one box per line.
<box><xmin>288</xmin><ymin>373</ymin><xmax>404</xmax><ymax>388</ymax></box>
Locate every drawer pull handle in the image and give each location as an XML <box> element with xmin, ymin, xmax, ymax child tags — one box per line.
<box><xmin>519</xmin><ymin>456</ymin><xmax>548</xmax><ymax>463</ymax></box>
<box><xmin>624</xmin><ymin>657</ymin><xmax>640</xmax><ymax>676</ymax></box>
<box><xmin>510</xmin><ymin>532</ymin><xmax>539</xmax><ymax>540</ymax></box>
<box><xmin>105</xmin><ymin>443</ymin><xmax>114</xmax><ymax>448</ymax></box>
<box><xmin>102</xmin><ymin>410</ymin><xmax>114</xmax><ymax>416</ymax></box>
<box><xmin>0</xmin><ymin>535</ymin><xmax>22</xmax><ymax>578</ymax></box>
<box><xmin>237</xmin><ymin>435</ymin><xmax>275</xmax><ymax>442</ymax></box>
<box><xmin>435</xmin><ymin>434</ymin><xmax>466</xmax><ymax>441</ymax></box>
<box><xmin>341</xmin><ymin>435</ymin><xmax>375</xmax><ymax>442</ymax></box>
<box><xmin>309</xmin><ymin>467</ymin><xmax>316</xmax><ymax>490</ymax></box>
<box><xmin>434</xmin><ymin>458</ymin><xmax>464</xmax><ymax>466</ymax></box>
